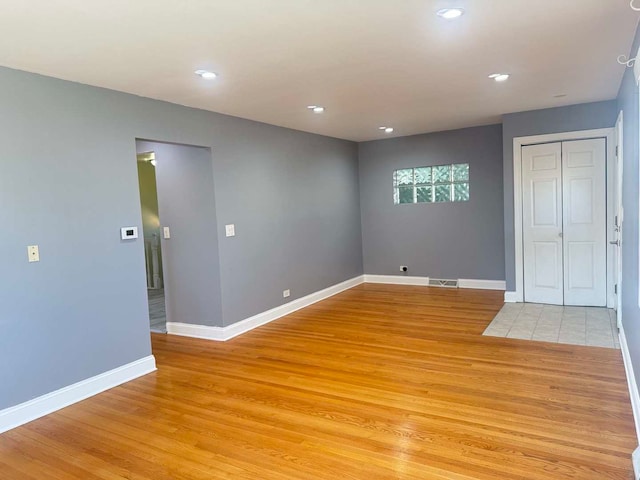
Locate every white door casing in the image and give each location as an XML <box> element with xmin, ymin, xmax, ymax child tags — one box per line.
<box><xmin>561</xmin><ymin>139</ymin><xmax>607</xmax><ymax>306</ymax></box>
<box><xmin>522</xmin><ymin>143</ymin><xmax>564</xmax><ymax>305</ymax></box>
<box><xmin>614</xmin><ymin>112</ymin><xmax>623</xmax><ymax>327</ymax></box>
<box><xmin>510</xmin><ymin>129</ymin><xmax>615</xmax><ymax>305</ymax></box>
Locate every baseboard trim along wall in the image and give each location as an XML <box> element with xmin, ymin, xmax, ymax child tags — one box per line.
<box><xmin>363</xmin><ymin>274</ymin><xmax>431</xmax><ymax>286</ymax></box>
<box><xmin>0</xmin><ymin>355</ymin><xmax>156</xmax><ymax>434</ymax></box>
<box><xmin>169</xmin><ymin>274</ymin><xmax>509</xmax><ymax>342</ymax></box>
<box><xmin>167</xmin><ymin>275</ymin><xmax>366</xmax><ymax>341</ymax></box>
<box><xmin>364</xmin><ymin>275</ymin><xmax>505</xmax><ymax>291</ymax></box>
<box><xmin>458</xmin><ymin>279</ymin><xmax>506</xmax><ymax>290</ymax></box>
<box><xmin>504</xmin><ymin>291</ymin><xmax>519</xmax><ymax>303</ymax></box>
<box><xmin>619</xmin><ymin>324</ymin><xmax>640</xmax><ymax>444</ymax></box>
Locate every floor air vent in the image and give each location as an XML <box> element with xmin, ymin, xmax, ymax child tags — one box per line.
<box><xmin>428</xmin><ymin>278</ymin><xmax>458</xmax><ymax>288</ymax></box>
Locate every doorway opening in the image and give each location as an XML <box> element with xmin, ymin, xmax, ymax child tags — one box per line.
<box><xmin>136</xmin><ymin>151</ymin><xmax>166</xmax><ymax>332</ymax></box>
<box><xmin>135</xmin><ymin>139</ymin><xmax>223</xmax><ymax>336</ymax></box>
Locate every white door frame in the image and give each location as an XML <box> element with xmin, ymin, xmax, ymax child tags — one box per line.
<box><xmin>614</xmin><ymin>111</ymin><xmax>624</xmax><ymax>327</ymax></box>
<box><xmin>511</xmin><ymin>128</ymin><xmax>616</xmax><ymax>305</ymax></box>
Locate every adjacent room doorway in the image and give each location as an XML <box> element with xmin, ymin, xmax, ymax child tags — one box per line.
<box><xmin>135</xmin><ymin>139</ymin><xmax>223</xmax><ymax>335</ymax></box>
<box><xmin>136</xmin><ymin>150</ymin><xmax>167</xmax><ymax>332</ymax></box>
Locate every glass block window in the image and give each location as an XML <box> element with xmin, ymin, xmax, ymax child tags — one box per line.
<box><xmin>393</xmin><ymin>163</ymin><xmax>469</xmax><ymax>205</ymax></box>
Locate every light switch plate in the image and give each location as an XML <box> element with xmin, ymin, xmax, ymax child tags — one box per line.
<box><xmin>225</xmin><ymin>224</ymin><xmax>235</xmax><ymax>237</ymax></box>
<box><xmin>27</xmin><ymin>245</ymin><xmax>40</xmax><ymax>262</ymax></box>
<box><xmin>163</xmin><ymin>226</ymin><xmax>171</xmax><ymax>239</ymax></box>
<box><xmin>283</xmin><ymin>289</ymin><xmax>290</xmax><ymax>298</ymax></box>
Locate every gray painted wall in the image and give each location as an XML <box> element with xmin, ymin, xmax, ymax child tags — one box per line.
<box><xmin>0</xmin><ymin>66</ymin><xmax>362</xmax><ymax>409</ymax></box>
<box><xmin>359</xmin><ymin>124</ymin><xmax>505</xmax><ymax>280</ymax></box>
<box><xmin>617</xmin><ymin>27</ymin><xmax>640</xmax><ymax>399</ymax></box>
<box><xmin>136</xmin><ymin>141</ymin><xmax>223</xmax><ymax>327</ymax></box>
<box><xmin>502</xmin><ymin>101</ymin><xmax>618</xmax><ymax>290</ymax></box>
<box><xmin>211</xmin><ymin>121</ymin><xmax>363</xmax><ymax>326</ymax></box>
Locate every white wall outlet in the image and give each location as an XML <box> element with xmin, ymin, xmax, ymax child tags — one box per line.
<box><xmin>120</xmin><ymin>226</ymin><xmax>138</xmax><ymax>240</ymax></box>
<box><xmin>400</xmin><ymin>265</ymin><xmax>408</xmax><ymax>272</ymax></box>
<box><xmin>163</xmin><ymin>226</ymin><xmax>171</xmax><ymax>239</ymax></box>
<box><xmin>27</xmin><ymin>245</ymin><xmax>40</xmax><ymax>263</ymax></box>
<box><xmin>283</xmin><ymin>289</ymin><xmax>290</xmax><ymax>298</ymax></box>
<box><xmin>225</xmin><ymin>224</ymin><xmax>235</xmax><ymax>237</ymax></box>
<box><xmin>632</xmin><ymin>446</ymin><xmax>640</xmax><ymax>480</ymax></box>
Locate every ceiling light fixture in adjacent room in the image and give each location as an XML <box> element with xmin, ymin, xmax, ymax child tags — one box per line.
<box><xmin>489</xmin><ymin>73</ymin><xmax>510</xmax><ymax>82</ymax></box>
<box><xmin>379</xmin><ymin>126</ymin><xmax>394</xmax><ymax>133</ymax></box>
<box><xmin>194</xmin><ymin>69</ymin><xmax>218</xmax><ymax>80</ymax></box>
<box><xmin>436</xmin><ymin>8</ymin><xmax>464</xmax><ymax>19</ymax></box>
<box><xmin>307</xmin><ymin>105</ymin><xmax>325</xmax><ymax>113</ymax></box>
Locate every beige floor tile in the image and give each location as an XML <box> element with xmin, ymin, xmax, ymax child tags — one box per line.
<box><xmin>483</xmin><ymin>303</ymin><xmax>618</xmax><ymax>350</ymax></box>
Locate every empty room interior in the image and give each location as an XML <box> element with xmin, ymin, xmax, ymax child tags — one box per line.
<box><xmin>3</xmin><ymin>1</ymin><xmax>640</xmax><ymax>479</ymax></box>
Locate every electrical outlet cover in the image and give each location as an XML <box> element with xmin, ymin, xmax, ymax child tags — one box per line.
<box><xmin>27</xmin><ymin>245</ymin><xmax>40</xmax><ymax>262</ymax></box>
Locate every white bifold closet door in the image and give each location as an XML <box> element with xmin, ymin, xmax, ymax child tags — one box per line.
<box><xmin>522</xmin><ymin>138</ymin><xmax>606</xmax><ymax>306</ymax></box>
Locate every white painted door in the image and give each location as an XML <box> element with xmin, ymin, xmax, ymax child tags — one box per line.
<box><xmin>561</xmin><ymin>139</ymin><xmax>607</xmax><ymax>306</ymax></box>
<box><xmin>522</xmin><ymin>139</ymin><xmax>607</xmax><ymax>306</ymax></box>
<box><xmin>522</xmin><ymin>143</ymin><xmax>564</xmax><ymax>305</ymax></box>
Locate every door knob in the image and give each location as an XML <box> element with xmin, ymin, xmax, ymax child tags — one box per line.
<box><xmin>558</xmin><ymin>232</ymin><xmax>563</xmax><ymax>238</ymax></box>
<box><xmin>610</xmin><ymin>240</ymin><xmax>620</xmax><ymax>246</ymax></box>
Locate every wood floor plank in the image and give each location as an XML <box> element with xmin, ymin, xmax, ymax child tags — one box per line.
<box><xmin>0</xmin><ymin>284</ymin><xmax>636</xmax><ymax>479</ymax></box>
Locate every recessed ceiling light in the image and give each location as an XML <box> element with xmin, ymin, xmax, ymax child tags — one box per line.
<box><xmin>379</xmin><ymin>126</ymin><xmax>394</xmax><ymax>133</ymax></box>
<box><xmin>436</xmin><ymin>8</ymin><xmax>464</xmax><ymax>19</ymax></box>
<box><xmin>307</xmin><ymin>105</ymin><xmax>325</xmax><ymax>113</ymax></box>
<box><xmin>489</xmin><ymin>73</ymin><xmax>510</xmax><ymax>82</ymax></box>
<box><xmin>194</xmin><ymin>69</ymin><xmax>218</xmax><ymax>80</ymax></box>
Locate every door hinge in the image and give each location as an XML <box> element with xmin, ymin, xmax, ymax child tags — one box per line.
<box><xmin>615</xmin><ymin>284</ymin><xmax>618</xmax><ymax>294</ymax></box>
<box><xmin>616</xmin><ymin>145</ymin><xmax>619</xmax><ymax>157</ymax></box>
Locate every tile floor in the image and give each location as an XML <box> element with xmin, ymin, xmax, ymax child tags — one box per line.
<box><xmin>147</xmin><ymin>288</ymin><xmax>166</xmax><ymax>333</ymax></box>
<box><xmin>483</xmin><ymin>303</ymin><xmax>620</xmax><ymax>349</ymax></box>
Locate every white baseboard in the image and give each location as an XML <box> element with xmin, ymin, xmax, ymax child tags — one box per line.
<box><xmin>167</xmin><ymin>275</ymin><xmax>365</xmax><ymax>342</ymax></box>
<box><xmin>619</xmin><ymin>324</ymin><xmax>640</xmax><ymax>445</ymax></box>
<box><xmin>166</xmin><ymin>322</ymin><xmax>227</xmax><ymax>341</ymax></box>
<box><xmin>168</xmin><ymin>275</ymin><xmax>507</xmax><ymax>342</ymax></box>
<box><xmin>364</xmin><ymin>275</ymin><xmax>506</xmax><ymax>291</ymax></box>
<box><xmin>504</xmin><ymin>291</ymin><xmax>519</xmax><ymax>303</ymax></box>
<box><xmin>458</xmin><ymin>279</ymin><xmax>506</xmax><ymax>291</ymax></box>
<box><xmin>0</xmin><ymin>355</ymin><xmax>156</xmax><ymax>434</ymax></box>
<box><xmin>364</xmin><ymin>274</ymin><xmax>431</xmax><ymax>286</ymax></box>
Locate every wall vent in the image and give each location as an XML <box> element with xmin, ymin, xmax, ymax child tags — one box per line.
<box><xmin>428</xmin><ymin>278</ymin><xmax>458</xmax><ymax>288</ymax></box>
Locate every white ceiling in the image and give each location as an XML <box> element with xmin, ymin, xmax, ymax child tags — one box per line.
<box><xmin>1</xmin><ymin>1</ymin><xmax>638</xmax><ymax>141</ymax></box>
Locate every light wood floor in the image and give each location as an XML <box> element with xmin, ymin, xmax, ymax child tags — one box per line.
<box><xmin>1</xmin><ymin>284</ymin><xmax>636</xmax><ymax>479</ymax></box>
